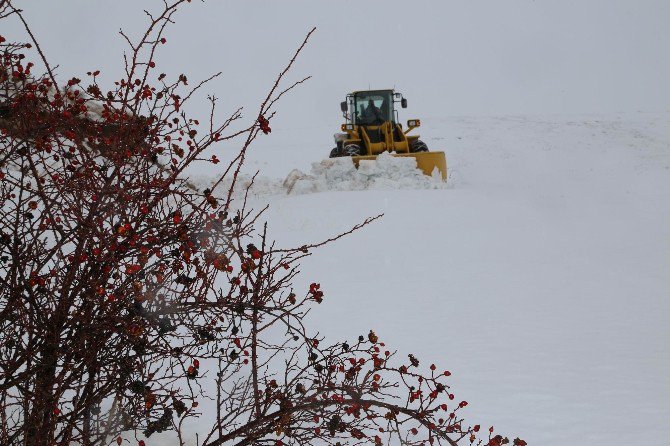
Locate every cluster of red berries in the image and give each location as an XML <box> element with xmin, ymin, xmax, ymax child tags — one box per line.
<box><xmin>309</xmin><ymin>283</ymin><xmax>323</xmax><ymax>303</ymax></box>
<box><xmin>186</xmin><ymin>359</ymin><xmax>200</xmax><ymax>379</ymax></box>
<box><xmin>246</xmin><ymin>244</ymin><xmax>262</xmax><ymax>259</ymax></box>
<box><xmin>258</xmin><ymin>115</ymin><xmax>271</xmax><ymax>134</ymax></box>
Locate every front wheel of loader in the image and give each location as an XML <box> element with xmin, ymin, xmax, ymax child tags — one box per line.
<box><xmin>329</xmin><ymin>147</ymin><xmax>341</xmax><ymax>158</ymax></box>
<box><xmin>410</xmin><ymin>139</ymin><xmax>429</xmax><ymax>153</ymax></box>
<box><xmin>343</xmin><ymin>143</ymin><xmax>363</xmax><ymax>156</ymax></box>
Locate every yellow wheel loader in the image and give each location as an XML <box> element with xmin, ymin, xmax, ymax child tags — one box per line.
<box><xmin>330</xmin><ymin>89</ymin><xmax>447</xmax><ymax>180</ymax></box>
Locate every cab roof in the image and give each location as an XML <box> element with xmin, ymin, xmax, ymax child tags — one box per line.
<box><xmin>350</xmin><ymin>89</ymin><xmax>395</xmax><ymax>95</ymax></box>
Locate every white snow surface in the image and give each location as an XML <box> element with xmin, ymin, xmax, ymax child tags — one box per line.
<box><xmin>181</xmin><ymin>113</ymin><xmax>670</xmax><ymax>445</ymax></box>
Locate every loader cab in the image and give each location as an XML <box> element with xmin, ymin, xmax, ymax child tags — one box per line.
<box><xmin>342</xmin><ymin>90</ymin><xmax>407</xmax><ymax>127</ymax></box>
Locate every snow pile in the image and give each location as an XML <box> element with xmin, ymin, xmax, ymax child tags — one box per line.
<box><xmin>283</xmin><ymin>151</ymin><xmax>445</xmax><ymax>195</ymax></box>
<box><xmin>190</xmin><ymin>151</ymin><xmax>446</xmax><ymax>199</ymax></box>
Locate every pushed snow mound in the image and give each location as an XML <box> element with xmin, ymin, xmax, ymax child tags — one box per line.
<box><xmin>284</xmin><ymin>152</ymin><xmax>445</xmax><ymax>195</ymax></box>
<box><xmin>191</xmin><ymin>152</ymin><xmax>446</xmax><ymax>199</ymax></box>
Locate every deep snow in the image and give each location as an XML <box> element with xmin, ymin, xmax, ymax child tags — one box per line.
<box><xmin>187</xmin><ymin>113</ymin><xmax>669</xmax><ymax>445</ymax></box>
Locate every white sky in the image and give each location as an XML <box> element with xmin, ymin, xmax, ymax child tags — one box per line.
<box><xmin>3</xmin><ymin>1</ymin><xmax>670</xmax><ymax>136</ymax></box>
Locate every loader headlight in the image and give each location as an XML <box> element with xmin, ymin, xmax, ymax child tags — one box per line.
<box><xmin>341</xmin><ymin>123</ymin><xmax>355</xmax><ymax>131</ymax></box>
<box><xmin>407</xmin><ymin>119</ymin><xmax>421</xmax><ymax>128</ymax></box>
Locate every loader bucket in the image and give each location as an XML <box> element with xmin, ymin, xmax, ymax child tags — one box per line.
<box><xmin>352</xmin><ymin>151</ymin><xmax>447</xmax><ymax>181</ymax></box>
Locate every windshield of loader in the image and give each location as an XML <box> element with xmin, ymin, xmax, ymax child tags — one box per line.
<box><xmin>352</xmin><ymin>91</ymin><xmax>393</xmax><ymax>125</ymax></box>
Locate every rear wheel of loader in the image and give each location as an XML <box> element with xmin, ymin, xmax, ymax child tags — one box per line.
<box><xmin>330</xmin><ymin>141</ymin><xmax>346</xmax><ymax>158</ymax></box>
<box><xmin>410</xmin><ymin>139</ymin><xmax>429</xmax><ymax>153</ymax></box>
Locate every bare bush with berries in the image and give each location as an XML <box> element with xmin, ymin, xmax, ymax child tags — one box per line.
<box><xmin>0</xmin><ymin>1</ymin><xmax>525</xmax><ymax>446</ymax></box>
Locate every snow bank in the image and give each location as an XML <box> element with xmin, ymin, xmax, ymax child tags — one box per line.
<box><xmin>191</xmin><ymin>151</ymin><xmax>446</xmax><ymax>199</ymax></box>
<box><xmin>284</xmin><ymin>151</ymin><xmax>445</xmax><ymax>194</ymax></box>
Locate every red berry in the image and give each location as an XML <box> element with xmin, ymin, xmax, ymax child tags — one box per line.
<box><xmin>126</xmin><ymin>264</ymin><xmax>141</xmax><ymax>275</ymax></box>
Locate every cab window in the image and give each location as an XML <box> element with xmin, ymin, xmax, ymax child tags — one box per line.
<box><xmin>353</xmin><ymin>92</ymin><xmax>392</xmax><ymax>125</ymax></box>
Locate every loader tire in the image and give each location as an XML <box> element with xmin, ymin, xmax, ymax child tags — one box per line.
<box><xmin>329</xmin><ymin>147</ymin><xmax>341</xmax><ymax>158</ymax></box>
<box><xmin>410</xmin><ymin>139</ymin><xmax>428</xmax><ymax>153</ymax></box>
<box><xmin>343</xmin><ymin>143</ymin><xmax>363</xmax><ymax>156</ymax></box>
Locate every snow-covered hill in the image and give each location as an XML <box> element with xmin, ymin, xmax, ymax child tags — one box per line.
<box><xmin>197</xmin><ymin>113</ymin><xmax>669</xmax><ymax>445</ymax></box>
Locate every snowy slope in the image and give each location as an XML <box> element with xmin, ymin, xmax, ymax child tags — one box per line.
<box><xmin>201</xmin><ymin>113</ymin><xmax>670</xmax><ymax>445</ymax></box>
